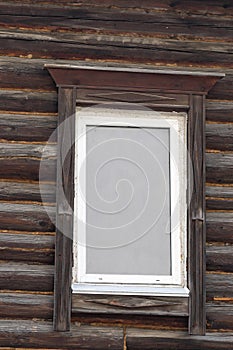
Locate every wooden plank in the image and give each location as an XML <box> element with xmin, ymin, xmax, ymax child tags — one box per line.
<box><xmin>206</xmin><ymin>273</ymin><xmax>233</xmax><ymax>300</ymax></box>
<box><xmin>206</xmin><ymin>303</ymin><xmax>233</xmax><ymax>331</ymax></box>
<box><xmin>0</xmin><ymin>203</ymin><xmax>55</xmax><ymax>232</ymax></box>
<box><xmin>126</xmin><ymin>328</ymin><xmax>233</xmax><ymax>350</ymax></box>
<box><xmin>206</xmin><ymin>212</ymin><xmax>233</xmax><ymax>243</ymax></box>
<box><xmin>0</xmin><ymin>293</ymin><xmax>53</xmax><ymax>319</ymax></box>
<box><xmin>206</xmin><ymin>152</ymin><xmax>233</xmax><ymax>184</ymax></box>
<box><xmin>187</xmin><ymin>95</ymin><xmax>205</xmax><ymax>335</ymax></box>
<box><xmin>0</xmin><ymin>233</ymin><xmax>55</xmax><ymax>264</ymax></box>
<box><xmin>206</xmin><ymin>101</ymin><xmax>233</xmax><ymax>122</ymax></box>
<box><xmin>0</xmin><ymin>90</ymin><xmax>57</xmax><ymax>113</ymax></box>
<box><xmin>0</xmin><ymin>181</ymin><xmax>56</xmax><ymax>203</ymax></box>
<box><xmin>0</xmin><ymin>262</ymin><xmax>54</xmax><ymax>292</ymax></box>
<box><xmin>53</xmin><ymin>87</ymin><xmax>76</xmax><ymax>331</ymax></box>
<box><xmin>0</xmin><ymin>320</ymin><xmax>123</xmax><ymax>349</ymax></box>
<box><xmin>206</xmin><ymin>246</ymin><xmax>233</xmax><ymax>273</ymax></box>
<box><xmin>0</xmin><ymin>113</ymin><xmax>57</xmax><ymax>142</ymax></box>
<box><xmin>208</xmin><ymin>75</ymin><xmax>233</xmax><ymax>101</ymax></box>
<box><xmin>72</xmin><ymin>294</ymin><xmax>189</xmax><ymax>316</ymax></box>
<box><xmin>206</xmin><ymin>123</ymin><xmax>233</xmax><ymax>151</ymax></box>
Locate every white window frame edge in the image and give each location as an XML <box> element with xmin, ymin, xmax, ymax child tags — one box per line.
<box><xmin>72</xmin><ymin>107</ymin><xmax>188</xmax><ymax>297</ymax></box>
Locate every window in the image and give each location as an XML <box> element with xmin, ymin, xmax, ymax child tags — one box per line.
<box><xmin>46</xmin><ymin>63</ymin><xmax>223</xmax><ymax>333</ymax></box>
<box><xmin>72</xmin><ymin>107</ymin><xmax>188</xmax><ymax>296</ymax></box>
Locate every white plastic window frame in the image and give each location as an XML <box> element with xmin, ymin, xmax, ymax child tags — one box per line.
<box><xmin>72</xmin><ymin>107</ymin><xmax>188</xmax><ymax>297</ymax></box>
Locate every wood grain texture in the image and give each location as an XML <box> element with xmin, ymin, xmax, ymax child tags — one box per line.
<box><xmin>72</xmin><ymin>294</ymin><xmax>189</xmax><ymax>316</ymax></box>
<box><xmin>206</xmin><ymin>273</ymin><xmax>233</xmax><ymax>300</ymax></box>
<box><xmin>0</xmin><ymin>262</ymin><xmax>54</xmax><ymax>292</ymax></box>
<box><xmin>206</xmin><ymin>123</ymin><xmax>233</xmax><ymax>151</ymax></box>
<box><xmin>206</xmin><ymin>185</ymin><xmax>233</xmax><ymax>210</ymax></box>
<box><xmin>126</xmin><ymin>328</ymin><xmax>233</xmax><ymax>350</ymax></box>
<box><xmin>206</xmin><ymin>246</ymin><xmax>233</xmax><ymax>273</ymax></box>
<box><xmin>0</xmin><ymin>233</ymin><xmax>55</xmax><ymax>264</ymax></box>
<box><xmin>207</xmin><ymin>303</ymin><xmax>233</xmax><ymax>331</ymax></box>
<box><xmin>0</xmin><ymin>293</ymin><xmax>53</xmax><ymax>319</ymax></box>
<box><xmin>206</xmin><ymin>212</ymin><xmax>233</xmax><ymax>243</ymax></box>
<box><xmin>0</xmin><ymin>181</ymin><xmax>56</xmax><ymax>203</ymax></box>
<box><xmin>206</xmin><ymin>153</ymin><xmax>233</xmax><ymax>184</ymax></box>
<box><xmin>53</xmin><ymin>87</ymin><xmax>76</xmax><ymax>331</ymax></box>
<box><xmin>206</xmin><ymin>101</ymin><xmax>233</xmax><ymax>122</ymax></box>
<box><xmin>187</xmin><ymin>95</ymin><xmax>206</xmax><ymax>335</ymax></box>
<box><xmin>0</xmin><ymin>113</ymin><xmax>57</xmax><ymax>142</ymax></box>
<box><xmin>0</xmin><ymin>320</ymin><xmax>123</xmax><ymax>349</ymax></box>
<box><xmin>0</xmin><ymin>203</ymin><xmax>55</xmax><ymax>232</ymax></box>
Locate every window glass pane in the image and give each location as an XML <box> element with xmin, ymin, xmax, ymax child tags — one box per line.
<box><xmin>85</xmin><ymin>125</ymin><xmax>171</xmax><ymax>276</ymax></box>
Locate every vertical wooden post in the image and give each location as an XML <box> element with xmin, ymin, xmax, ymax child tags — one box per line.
<box><xmin>53</xmin><ymin>87</ymin><xmax>76</xmax><ymax>331</ymax></box>
<box><xmin>188</xmin><ymin>94</ymin><xmax>206</xmax><ymax>335</ymax></box>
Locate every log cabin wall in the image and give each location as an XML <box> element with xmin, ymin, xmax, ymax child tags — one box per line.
<box><xmin>0</xmin><ymin>0</ymin><xmax>232</xmax><ymax>348</ymax></box>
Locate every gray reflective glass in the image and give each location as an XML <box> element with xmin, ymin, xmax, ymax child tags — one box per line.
<box><xmin>85</xmin><ymin>125</ymin><xmax>171</xmax><ymax>276</ymax></box>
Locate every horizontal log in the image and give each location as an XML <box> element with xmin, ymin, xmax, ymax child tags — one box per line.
<box><xmin>206</xmin><ymin>273</ymin><xmax>233</xmax><ymax>300</ymax></box>
<box><xmin>1</xmin><ymin>30</ymin><xmax>233</xmax><ymax>66</ymax></box>
<box><xmin>0</xmin><ymin>233</ymin><xmax>55</xmax><ymax>264</ymax></box>
<box><xmin>206</xmin><ymin>246</ymin><xmax>233</xmax><ymax>273</ymax></box>
<box><xmin>0</xmin><ymin>320</ymin><xmax>123</xmax><ymax>349</ymax></box>
<box><xmin>206</xmin><ymin>101</ymin><xmax>233</xmax><ymax>122</ymax></box>
<box><xmin>0</xmin><ymin>8</ymin><xmax>233</xmax><ymax>42</ymax></box>
<box><xmin>206</xmin><ymin>303</ymin><xmax>233</xmax><ymax>331</ymax></box>
<box><xmin>0</xmin><ymin>262</ymin><xmax>54</xmax><ymax>292</ymax></box>
<box><xmin>0</xmin><ymin>0</ymin><xmax>233</xmax><ymax>17</ymax></box>
<box><xmin>0</xmin><ymin>113</ymin><xmax>57</xmax><ymax>142</ymax></box>
<box><xmin>208</xmin><ymin>74</ymin><xmax>233</xmax><ymax>101</ymax></box>
<box><xmin>0</xmin><ymin>90</ymin><xmax>57</xmax><ymax>113</ymax></box>
<box><xmin>206</xmin><ymin>185</ymin><xmax>233</xmax><ymax>210</ymax></box>
<box><xmin>73</xmin><ymin>313</ymin><xmax>187</xmax><ymax>330</ymax></box>
<box><xmin>72</xmin><ymin>294</ymin><xmax>188</xmax><ymax>317</ymax></box>
<box><xmin>206</xmin><ymin>123</ymin><xmax>233</xmax><ymax>151</ymax></box>
<box><xmin>206</xmin><ymin>152</ymin><xmax>233</xmax><ymax>184</ymax></box>
<box><xmin>0</xmin><ymin>142</ymin><xmax>57</xmax><ymax>158</ymax></box>
<box><xmin>0</xmin><ymin>203</ymin><xmax>55</xmax><ymax>232</ymax></box>
<box><xmin>126</xmin><ymin>328</ymin><xmax>233</xmax><ymax>350</ymax></box>
<box><xmin>0</xmin><ymin>181</ymin><xmax>56</xmax><ymax>203</ymax></box>
<box><xmin>0</xmin><ymin>292</ymin><xmax>53</xmax><ymax>319</ymax></box>
<box><xmin>0</xmin><ymin>158</ymin><xmax>56</xmax><ymax>181</ymax></box>
<box><xmin>206</xmin><ymin>212</ymin><xmax>233</xmax><ymax>243</ymax></box>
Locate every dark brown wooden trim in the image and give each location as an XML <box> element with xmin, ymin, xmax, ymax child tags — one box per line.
<box><xmin>188</xmin><ymin>95</ymin><xmax>206</xmax><ymax>335</ymax></box>
<box><xmin>47</xmin><ymin>65</ymin><xmax>223</xmax><ymax>94</ymax></box>
<box><xmin>53</xmin><ymin>87</ymin><xmax>76</xmax><ymax>331</ymax></box>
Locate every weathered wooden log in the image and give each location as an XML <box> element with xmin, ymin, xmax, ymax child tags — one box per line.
<box><xmin>0</xmin><ymin>158</ymin><xmax>56</xmax><ymax>181</ymax></box>
<box><xmin>0</xmin><ymin>30</ymin><xmax>233</xmax><ymax>66</ymax></box>
<box><xmin>0</xmin><ymin>113</ymin><xmax>57</xmax><ymax>142</ymax></box>
<box><xmin>0</xmin><ymin>262</ymin><xmax>54</xmax><ymax>291</ymax></box>
<box><xmin>206</xmin><ymin>273</ymin><xmax>233</xmax><ymax>299</ymax></box>
<box><xmin>206</xmin><ymin>123</ymin><xmax>233</xmax><ymax>151</ymax></box>
<box><xmin>0</xmin><ymin>181</ymin><xmax>56</xmax><ymax>203</ymax></box>
<box><xmin>206</xmin><ymin>303</ymin><xmax>233</xmax><ymax>331</ymax></box>
<box><xmin>206</xmin><ymin>185</ymin><xmax>233</xmax><ymax>210</ymax></box>
<box><xmin>0</xmin><ymin>142</ymin><xmax>56</xmax><ymax>158</ymax></box>
<box><xmin>206</xmin><ymin>212</ymin><xmax>233</xmax><ymax>243</ymax></box>
<box><xmin>0</xmin><ymin>293</ymin><xmax>53</xmax><ymax>319</ymax></box>
<box><xmin>206</xmin><ymin>101</ymin><xmax>233</xmax><ymax>122</ymax></box>
<box><xmin>0</xmin><ymin>90</ymin><xmax>57</xmax><ymax>113</ymax></box>
<box><xmin>0</xmin><ymin>320</ymin><xmax>123</xmax><ymax>349</ymax></box>
<box><xmin>206</xmin><ymin>152</ymin><xmax>233</xmax><ymax>184</ymax></box>
<box><xmin>0</xmin><ymin>203</ymin><xmax>55</xmax><ymax>232</ymax></box>
<box><xmin>206</xmin><ymin>245</ymin><xmax>233</xmax><ymax>273</ymax></box>
<box><xmin>0</xmin><ymin>233</ymin><xmax>55</xmax><ymax>264</ymax></box>
<box><xmin>126</xmin><ymin>328</ymin><xmax>233</xmax><ymax>350</ymax></box>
